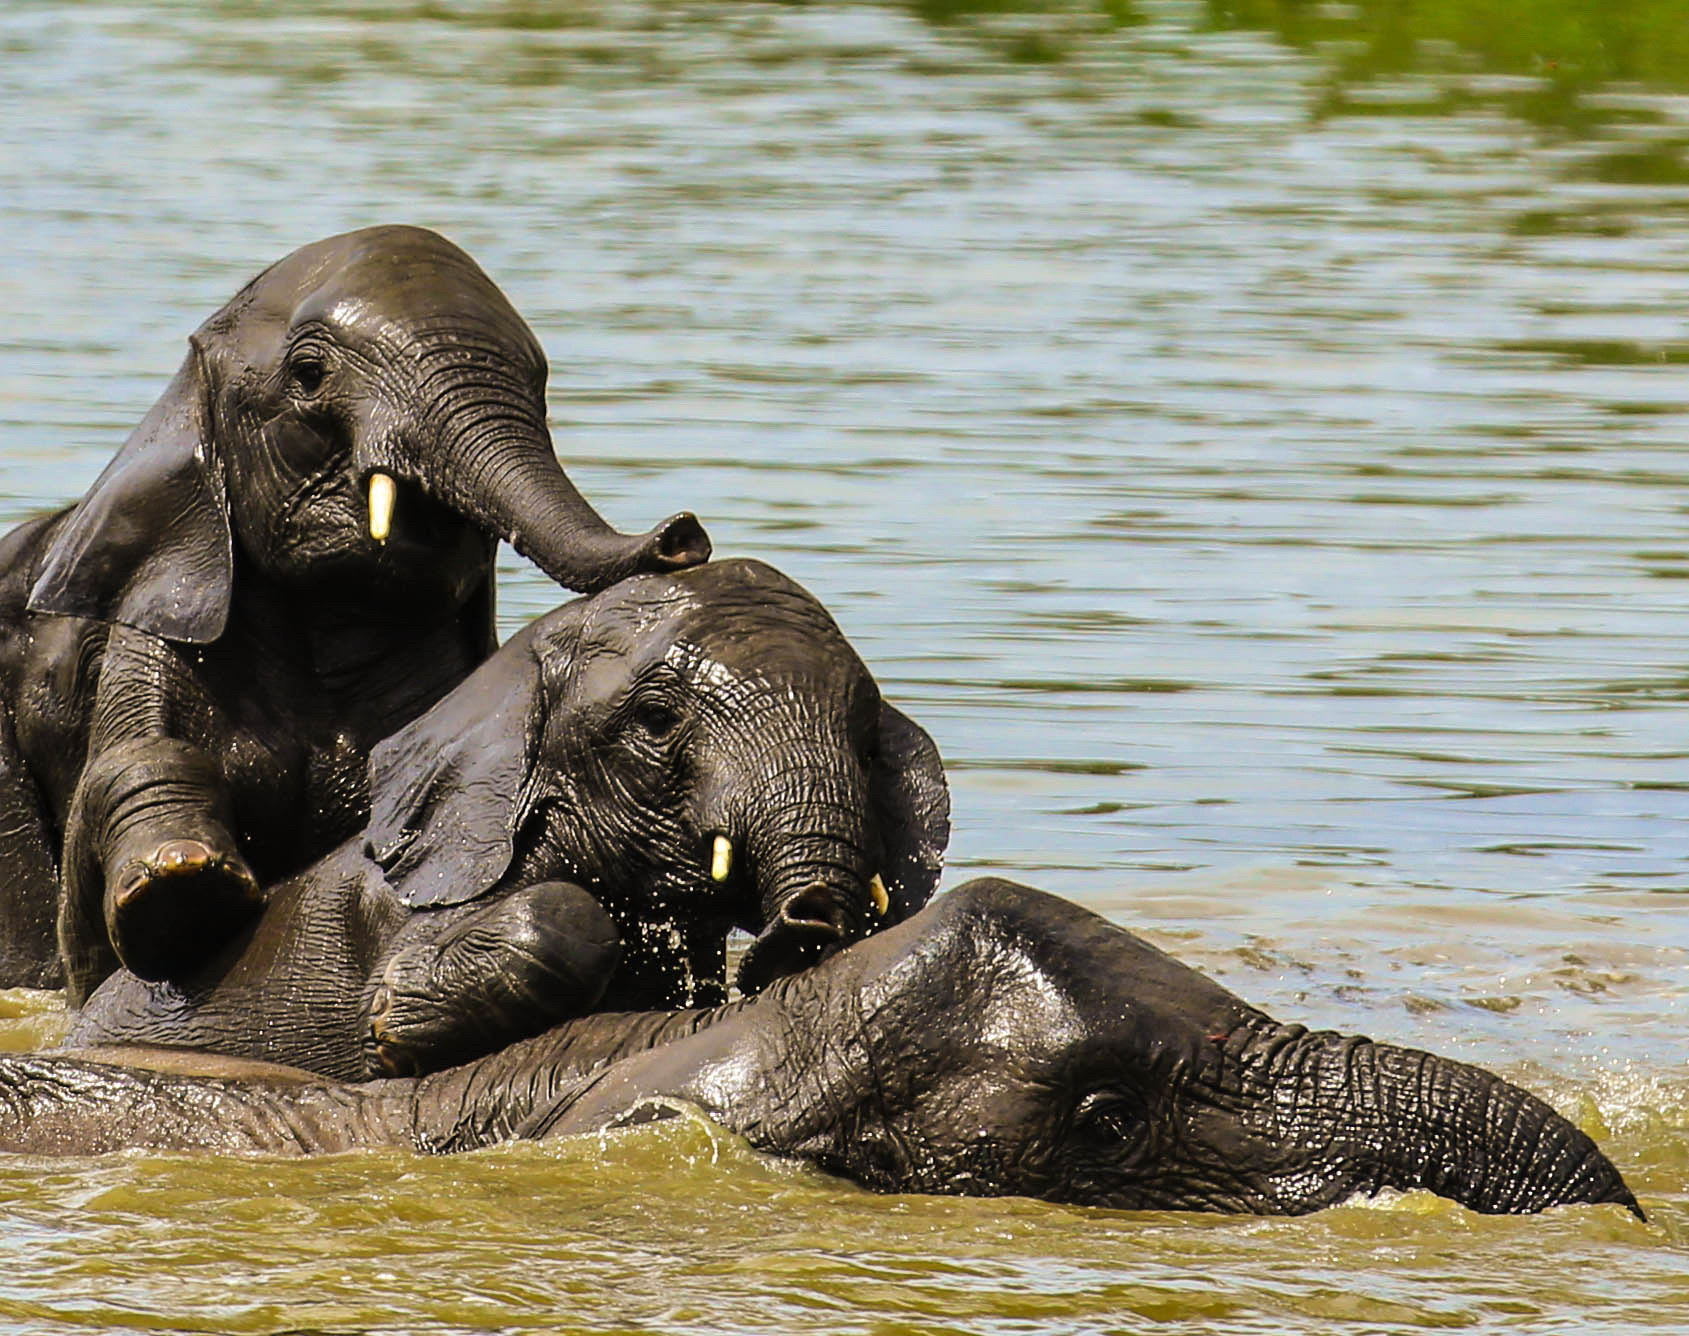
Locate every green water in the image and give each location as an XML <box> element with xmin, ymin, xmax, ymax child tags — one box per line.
<box><xmin>1</xmin><ymin>0</ymin><xmax>1686</xmax><ymax>1329</ymax></box>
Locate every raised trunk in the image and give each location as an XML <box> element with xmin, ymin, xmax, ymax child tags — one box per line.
<box><xmin>1257</xmin><ymin>1026</ymin><xmax>1642</xmax><ymax>1217</ymax></box>
<box><xmin>391</xmin><ymin>366</ymin><xmax>709</xmax><ymax>594</ymax></box>
<box><xmin>439</xmin><ymin>442</ymin><xmax>708</xmax><ymax>595</ymax></box>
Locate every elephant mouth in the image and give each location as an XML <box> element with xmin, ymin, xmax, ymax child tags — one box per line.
<box><xmin>695</xmin><ymin>831</ymin><xmax>766</xmax><ymax>928</ymax></box>
<box><xmin>687</xmin><ymin>833</ymin><xmax>893</xmax><ymax>996</ymax></box>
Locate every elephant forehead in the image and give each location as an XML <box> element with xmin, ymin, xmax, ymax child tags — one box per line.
<box><xmin>295</xmin><ymin>225</ymin><xmax>487</xmax><ymax>293</ymax></box>
<box><xmin>662</xmin><ymin>638</ymin><xmax>744</xmax><ymax>693</ymax></box>
<box><xmin>592</xmin><ymin>562</ymin><xmax>846</xmax><ymax>639</ymax></box>
<box><xmin>575</xmin><ymin>582</ymin><xmax>871</xmax><ymax>710</ymax></box>
<box><xmin>297</xmin><ymin>291</ymin><xmax>398</xmax><ymax>342</ymax></box>
<box><xmin>658</xmin><ymin>642</ymin><xmax>832</xmax><ymax>721</ymax></box>
<box><xmin>292</xmin><ymin>272</ymin><xmax>531</xmax><ymax>353</ymax></box>
<box><xmin>971</xmin><ymin>953</ymin><xmax>1088</xmax><ymax>1054</ymax></box>
<box><xmin>587</xmin><ymin>593</ymin><xmax>855</xmax><ymax>671</ymax></box>
<box><xmin>290</xmin><ymin>224</ymin><xmax>465</xmax><ymax>268</ymax></box>
<box><xmin>566</xmin><ymin>629</ymin><xmax>772</xmax><ymax>706</ymax></box>
<box><xmin>870</xmin><ymin>932</ymin><xmax>1087</xmax><ymax>1059</ymax></box>
<box><xmin>661</xmin><ymin>636</ymin><xmax>871</xmax><ymax>719</ymax></box>
<box><xmin>682</xmin><ymin>609</ymin><xmax>861</xmax><ymax>679</ymax></box>
<box><xmin>203</xmin><ymin>227</ymin><xmax>513</xmax><ymax>342</ymax></box>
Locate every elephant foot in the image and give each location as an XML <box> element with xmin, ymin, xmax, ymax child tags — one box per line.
<box><xmin>363</xmin><ymin>881</ymin><xmax>622</xmax><ymax>1079</ymax></box>
<box><xmin>367</xmin><ymin>980</ymin><xmax>423</xmax><ymax>1077</ymax></box>
<box><xmin>107</xmin><ymin>839</ymin><xmax>264</xmax><ymax>981</ymax></box>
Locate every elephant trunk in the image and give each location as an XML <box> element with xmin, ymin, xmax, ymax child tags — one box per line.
<box><xmin>404</xmin><ymin>377</ymin><xmax>709</xmax><ymax>594</ymax></box>
<box><xmin>1251</xmin><ymin>1025</ymin><xmax>1643</xmax><ymax>1218</ymax></box>
<box><xmin>729</xmin><ymin>769</ymin><xmax>878</xmax><ymax>996</ymax></box>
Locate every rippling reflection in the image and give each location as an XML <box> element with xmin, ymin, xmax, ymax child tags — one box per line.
<box><xmin>1</xmin><ymin>0</ymin><xmax>1685</xmax><ymax>1330</ymax></box>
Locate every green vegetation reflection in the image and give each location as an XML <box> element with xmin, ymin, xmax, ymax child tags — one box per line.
<box><xmin>1207</xmin><ymin>0</ymin><xmax>1689</xmax><ymax>132</ymax></box>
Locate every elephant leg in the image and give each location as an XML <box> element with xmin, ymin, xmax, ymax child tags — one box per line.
<box><xmin>57</xmin><ymin>626</ymin><xmax>263</xmax><ymax>1003</ymax></box>
<box><xmin>61</xmin><ymin>735</ymin><xmax>261</xmax><ymax>1003</ymax></box>
<box><xmin>0</xmin><ymin>700</ymin><xmax>62</xmax><ymax>989</ymax></box>
<box><xmin>363</xmin><ymin>881</ymin><xmax>622</xmax><ymax>1078</ymax></box>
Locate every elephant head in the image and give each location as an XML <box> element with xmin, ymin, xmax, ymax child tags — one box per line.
<box><xmin>361</xmin><ymin>558</ymin><xmax>950</xmax><ymax>1008</ymax></box>
<box><xmin>636</xmin><ymin>879</ymin><xmax>1634</xmax><ymax>1217</ymax></box>
<box><xmin>27</xmin><ymin>225</ymin><xmax>708</xmax><ymax>643</ymax></box>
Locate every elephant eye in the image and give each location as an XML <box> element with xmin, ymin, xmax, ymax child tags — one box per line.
<box><xmin>1072</xmin><ymin>1090</ymin><xmax>1145</xmax><ymax>1146</ymax></box>
<box><xmin>630</xmin><ymin>697</ymin><xmax>680</xmax><ymax>739</ymax></box>
<box><xmin>287</xmin><ymin>348</ymin><xmax>330</xmax><ymax>397</ymax></box>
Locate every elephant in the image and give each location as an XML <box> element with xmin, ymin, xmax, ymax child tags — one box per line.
<box><xmin>0</xmin><ymin>225</ymin><xmax>709</xmax><ymax>998</ymax></box>
<box><xmin>12</xmin><ymin>880</ymin><xmax>1640</xmax><ymax>1220</ymax></box>
<box><xmin>63</xmin><ymin>558</ymin><xmax>950</xmax><ymax>1081</ymax></box>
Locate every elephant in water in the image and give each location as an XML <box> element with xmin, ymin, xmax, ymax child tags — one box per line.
<box><xmin>66</xmin><ymin>559</ymin><xmax>950</xmax><ymax>1080</ymax></box>
<box><xmin>15</xmin><ymin>880</ymin><xmax>1639</xmax><ymax>1219</ymax></box>
<box><xmin>0</xmin><ymin>225</ymin><xmax>709</xmax><ymax>997</ymax></box>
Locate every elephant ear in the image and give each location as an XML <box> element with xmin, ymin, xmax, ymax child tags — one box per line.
<box><xmin>871</xmin><ymin>703</ymin><xmax>950</xmax><ymax>921</ymax></box>
<box><xmin>363</xmin><ymin>635</ymin><xmax>545</xmax><ymax>909</ymax></box>
<box><xmin>27</xmin><ymin>348</ymin><xmax>234</xmax><ymax>645</ymax></box>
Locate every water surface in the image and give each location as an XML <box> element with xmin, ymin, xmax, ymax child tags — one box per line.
<box><xmin>0</xmin><ymin>1</ymin><xmax>1685</xmax><ymax>1330</ymax></box>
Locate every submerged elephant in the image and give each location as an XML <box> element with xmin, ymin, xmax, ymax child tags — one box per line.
<box><xmin>19</xmin><ymin>880</ymin><xmax>1639</xmax><ymax>1219</ymax></box>
<box><xmin>0</xmin><ymin>225</ymin><xmax>709</xmax><ymax>997</ymax></box>
<box><xmin>66</xmin><ymin>558</ymin><xmax>949</xmax><ymax>1080</ymax></box>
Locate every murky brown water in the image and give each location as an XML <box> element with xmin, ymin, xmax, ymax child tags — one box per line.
<box><xmin>1</xmin><ymin>1</ymin><xmax>1686</xmax><ymax>1330</ymax></box>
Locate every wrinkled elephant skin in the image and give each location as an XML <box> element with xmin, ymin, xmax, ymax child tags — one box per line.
<box><xmin>0</xmin><ymin>225</ymin><xmax>708</xmax><ymax>997</ymax></box>
<box><xmin>19</xmin><ymin>881</ymin><xmax>1639</xmax><ymax>1220</ymax></box>
<box><xmin>68</xmin><ymin>559</ymin><xmax>949</xmax><ymax>1080</ymax></box>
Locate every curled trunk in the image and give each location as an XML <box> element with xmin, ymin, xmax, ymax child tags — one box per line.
<box><xmin>383</xmin><ymin>361</ymin><xmax>709</xmax><ymax>595</ymax></box>
<box><xmin>439</xmin><ymin>442</ymin><xmax>708</xmax><ymax>595</ymax></box>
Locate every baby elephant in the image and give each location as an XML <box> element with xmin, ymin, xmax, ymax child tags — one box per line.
<box><xmin>20</xmin><ymin>881</ymin><xmax>1639</xmax><ymax>1221</ymax></box>
<box><xmin>66</xmin><ymin>559</ymin><xmax>949</xmax><ymax>1080</ymax></box>
<box><xmin>0</xmin><ymin>224</ymin><xmax>707</xmax><ymax>998</ymax></box>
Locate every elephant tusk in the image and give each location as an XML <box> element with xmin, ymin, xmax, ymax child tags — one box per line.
<box><xmin>368</xmin><ymin>472</ymin><xmax>396</xmax><ymax>543</ymax></box>
<box><xmin>869</xmin><ymin>874</ymin><xmax>889</xmax><ymax>917</ymax></box>
<box><xmin>711</xmin><ymin>835</ymin><xmax>732</xmax><ymax>883</ymax></box>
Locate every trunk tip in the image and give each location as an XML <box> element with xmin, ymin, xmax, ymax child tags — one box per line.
<box><xmin>648</xmin><ymin>512</ymin><xmax>711</xmax><ymax>570</ymax></box>
<box><xmin>735</xmin><ymin>884</ymin><xmax>854</xmax><ymax>997</ymax></box>
<box><xmin>1579</xmin><ymin>1158</ymin><xmax>1646</xmax><ymax>1221</ymax></box>
<box><xmin>523</xmin><ymin>511</ymin><xmax>709</xmax><ymax>595</ymax></box>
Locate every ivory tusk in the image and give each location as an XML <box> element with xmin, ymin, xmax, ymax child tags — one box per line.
<box><xmin>711</xmin><ymin>835</ymin><xmax>733</xmax><ymax>883</ymax></box>
<box><xmin>368</xmin><ymin>472</ymin><xmax>396</xmax><ymax>543</ymax></box>
<box><xmin>869</xmin><ymin>873</ymin><xmax>889</xmax><ymax>917</ymax></box>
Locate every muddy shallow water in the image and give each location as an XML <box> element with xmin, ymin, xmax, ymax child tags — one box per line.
<box><xmin>1</xmin><ymin>0</ymin><xmax>1686</xmax><ymax>1331</ymax></box>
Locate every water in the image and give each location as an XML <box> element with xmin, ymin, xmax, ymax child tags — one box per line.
<box><xmin>1</xmin><ymin>1</ymin><xmax>1686</xmax><ymax>1330</ymax></box>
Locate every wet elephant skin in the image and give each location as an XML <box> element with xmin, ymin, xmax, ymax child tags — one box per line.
<box><xmin>66</xmin><ymin>559</ymin><xmax>949</xmax><ymax>1080</ymax></box>
<box><xmin>0</xmin><ymin>225</ymin><xmax>708</xmax><ymax>998</ymax></box>
<box><xmin>13</xmin><ymin>880</ymin><xmax>1639</xmax><ymax>1221</ymax></box>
